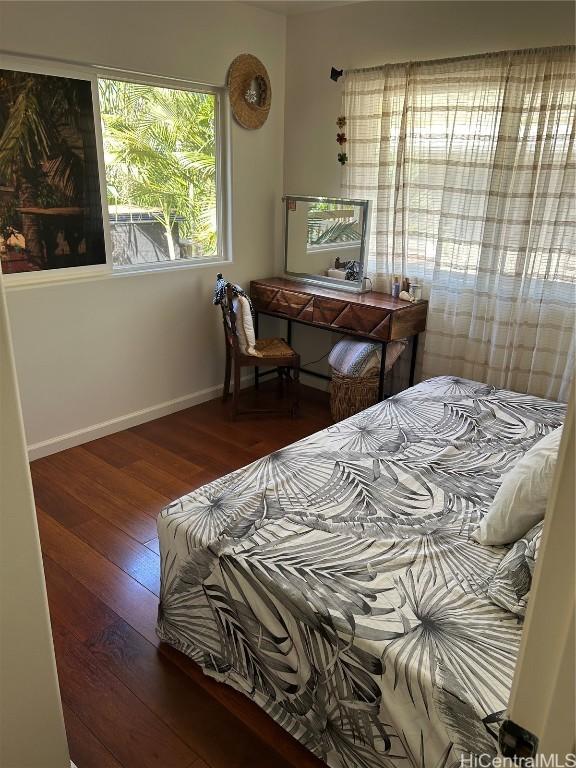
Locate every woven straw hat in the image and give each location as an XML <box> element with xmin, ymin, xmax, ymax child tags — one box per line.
<box><xmin>227</xmin><ymin>54</ymin><xmax>271</xmax><ymax>130</ymax></box>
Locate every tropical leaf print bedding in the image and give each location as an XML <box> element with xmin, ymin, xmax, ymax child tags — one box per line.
<box><xmin>156</xmin><ymin>376</ymin><xmax>565</xmax><ymax>768</ymax></box>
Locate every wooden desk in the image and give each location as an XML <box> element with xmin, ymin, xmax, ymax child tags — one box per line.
<box><xmin>250</xmin><ymin>277</ymin><xmax>428</xmax><ymax>399</ymax></box>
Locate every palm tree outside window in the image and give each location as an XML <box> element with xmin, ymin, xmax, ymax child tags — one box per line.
<box><xmin>98</xmin><ymin>78</ymin><xmax>220</xmax><ymax>267</ymax></box>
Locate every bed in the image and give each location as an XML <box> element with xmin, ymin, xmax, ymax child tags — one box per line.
<box><xmin>156</xmin><ymin>376</ymin><xmax>565</xmax><ymax>768</ymax></box>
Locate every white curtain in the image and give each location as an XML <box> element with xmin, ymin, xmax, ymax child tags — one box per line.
<box><xmin>343</xmin><ymin>46</ymin><xmax>575</xmax><ymax>402</ymax></box>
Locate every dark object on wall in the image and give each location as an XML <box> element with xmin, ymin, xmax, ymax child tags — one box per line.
<box><xmin>330</xmin><ymin>67</ymin><xmax>343</xmax><ymax>82</ymax></box>
<box><xmin>0</xmin><ymin>68</ymin><xmax>106</xmax><ymax>273</ymax></box>
<box><xmin>335</xmin><ymin>116</ymin><xmax>348</xmax><ymax>165</ymax></box>
<box><xmin>227</xmin><ymin>54</ymin><xmax>271</xmax><ymax>130</ymax></box>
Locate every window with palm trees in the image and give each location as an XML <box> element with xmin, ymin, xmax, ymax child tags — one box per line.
<box><xmin>98</xmin><ymin>78</ymin><xmax>221</xmax><ymax>267</ymax></box>
<box><xmin>0</xmin><ymin>63</ymin><xmax>227</xmax><ymax>277</ymax></box>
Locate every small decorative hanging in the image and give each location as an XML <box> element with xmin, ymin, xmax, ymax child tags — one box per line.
<box><xmin>336</xmin><ymin>116</ymin><xmax>347</xmax><ymax>165</ymax></box>
<box><xmin>227</xmin><ymin>54</ymin><xmax>271</xmax><ymax>130</ymax></box>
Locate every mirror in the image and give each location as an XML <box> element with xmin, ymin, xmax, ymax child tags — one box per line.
<box><xmin>284</xmin><ymin>195</ymin><xmax>371</xmax><ymax>292</ymax></box>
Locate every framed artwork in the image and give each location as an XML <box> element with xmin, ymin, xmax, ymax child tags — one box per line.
<box><xmin>0</xmin><ymin>63</ymin><xmax>107</xmax><ymax>274</ymax></box>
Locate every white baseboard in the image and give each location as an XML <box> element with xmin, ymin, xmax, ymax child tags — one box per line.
<box><xmin>27</xmin><ymin>374</ymin><xmax>253</xmax><ymax>461</ymax></box>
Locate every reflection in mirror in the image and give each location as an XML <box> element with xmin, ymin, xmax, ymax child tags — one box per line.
<box><xmin>284</xmin><ymin>195</ymin><xmax>371</xmax><ymax>292</ymax></box>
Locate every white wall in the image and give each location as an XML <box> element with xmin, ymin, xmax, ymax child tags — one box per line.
<box><xmin>0</xmin><ymin>0</ymin><xmax>286</xmax><ymax>456</ymax></box>
<box><xmin>284</xmin><ymin>0</ymin><xmax>575</xmax><ymax>196</ymax></box>
<box><xmin>281</xmin><ymin>0</ymin><xmax>575</xmax><ymax>379</ymax></box>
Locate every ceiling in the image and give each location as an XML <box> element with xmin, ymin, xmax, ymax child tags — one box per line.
<box><xmin>245</xmin><ymin>1</ymin><xmax>365</xmax><ymax>15</ymax></box>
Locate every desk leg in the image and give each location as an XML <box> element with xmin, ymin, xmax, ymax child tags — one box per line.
<box><xmin>409</xmin><ymin>334</ymin><xmax>419</xmax><ymax>387</ymax></box>
<box><xmin>378</xmin><ymin>341</ymin><xmax>388</xmax><ymax>401</ymax></box>
<box><xmin>287</xmin><ymin>318</ymin><xmax>292</xmax><ymax>346</ymax></box>
<box><xmin>254</xmin><ymin>312</ymin><xmax>259</xmax><ymax>389</ymax></box>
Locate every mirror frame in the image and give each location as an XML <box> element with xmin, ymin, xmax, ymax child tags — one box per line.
<box><xmin>283</xmin><ymin>195</ymin><xmax>371</xmax><ymax>293</ymax></box>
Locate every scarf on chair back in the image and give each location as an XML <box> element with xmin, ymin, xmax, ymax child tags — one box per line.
<box><xmin>212</xmin><ymin>273</ymin><xmax>254</xmax><ymax>314</ymax></box>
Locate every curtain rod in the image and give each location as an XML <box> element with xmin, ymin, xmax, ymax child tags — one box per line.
<box><xmin>344</xmin><ymin>44</ymin><xmax>575</xmax><ymax>76</ymax></box>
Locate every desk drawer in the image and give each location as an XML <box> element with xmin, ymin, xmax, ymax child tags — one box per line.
<box><xmin>313</xmin><ymin>296</ymin><xmax>391</xmax><ymax>340</ymax></box>
<box><xmin>312</xmin><ymin>296</ymin><xmax>347</xmax><ymax>326</ymax></box>
<box><xmin>251</xmin><ymin>283</ymin><xmax>313</xmax><ymax>320</ymax></box>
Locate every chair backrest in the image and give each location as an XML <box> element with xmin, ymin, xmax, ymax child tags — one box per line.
<box><xmin>219</xmin><ymin>284</ymin><xmax>240</xmax><ymax>353</ymax></box>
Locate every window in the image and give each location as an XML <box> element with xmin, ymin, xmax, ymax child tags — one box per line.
<box><xmin>343</xmin><ymin>49</ymin><xmax>575</xmax><ymax>291</ymax></box>
<box><xmin>394</xmin><ymin>80</ymin><xmax>575</xmax><ymax>287</ymax></box>
<box><xmin>0</xmin><ymin>56</ymin><xmax>229</xmax><ymax>281</ymax></box>
<box><xmin>98</xmin><ymin>77</ymin><xmax>226</xmax><ymax>269</ymax></box>
<box><xmin>343</xmin><ymin>47</ymin><xmax>575</xmax><ymax>401</ymax></box>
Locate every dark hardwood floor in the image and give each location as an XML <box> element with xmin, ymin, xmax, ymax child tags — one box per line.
<box><xmin>31</xmin><ymin>384</ymin><xmax>332</xmax><ymax>768</ymax></box>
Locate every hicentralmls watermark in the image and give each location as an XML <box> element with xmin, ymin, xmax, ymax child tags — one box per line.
<box><xmin>461</xmin><ymin>755</ymin><xmax>576</xmax><ymax>768</ymax></box>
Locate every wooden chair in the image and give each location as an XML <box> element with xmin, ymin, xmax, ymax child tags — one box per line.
<box><xmin>220</xmin><ymin>285</ymin><xmax>300</xmax><ymax>418</ymax></box>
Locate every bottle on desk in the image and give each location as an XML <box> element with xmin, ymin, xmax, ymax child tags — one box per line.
<box><xmin>391</xmin><ymin>275</ymin><xmax>401</xmax><ymax>299</ymax></box>
<box><xmin>409</xmin><ymin>281</ymin><xmax>422</xmax><ymax>301</ymax></box>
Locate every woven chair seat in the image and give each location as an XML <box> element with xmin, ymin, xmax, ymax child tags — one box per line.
<box><xmin>254</xmin><ymin>338</ymin><xmax>296</xmax><ymax>358</ymax></box>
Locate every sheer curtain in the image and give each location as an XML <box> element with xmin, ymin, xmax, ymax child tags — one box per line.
<box><xmin>343</xmin><ymin>46</ymin><xmax>575</xmax><ymax>401</ymax></box>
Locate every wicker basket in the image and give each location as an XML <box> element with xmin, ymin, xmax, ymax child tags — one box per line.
<box><xmin>330</xmin><ymin>370</ymin><xmax>379</xmax><ymax>422</ymax></box>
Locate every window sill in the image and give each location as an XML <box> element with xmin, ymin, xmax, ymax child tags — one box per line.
<box><xmin>2</xmin><ymin>256</ymin><xmax>230</xmax><ymax>291</ymax></box>
<box><xmin>112</xmin><ymin>257</ymin><xmax>228</xmax><ymax>278</ymax></box>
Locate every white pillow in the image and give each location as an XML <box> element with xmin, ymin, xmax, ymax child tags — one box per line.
<box><xmin>472</xmin><ymin>426</ymin><xmax>563</xmax><ymax>546</ymax></box>
<box><xmin>232</xmin><ymin>295</ymin><xmax>259</xmax><ymax>356</ymax></box>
